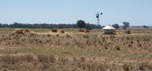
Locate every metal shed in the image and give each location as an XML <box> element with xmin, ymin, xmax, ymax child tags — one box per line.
<box><xmin>102</xmin><ymin>26</ymin><xmax>116</xmax><ymax>34</ymax></box>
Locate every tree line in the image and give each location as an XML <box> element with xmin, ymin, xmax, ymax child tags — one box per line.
<box><xmin>0</xmin><ymin>22</ymin><xmax>101</xmax><ymax>29</ymax></box>
<box><xmin>0</xmin><ymin>20</ymin><xmax>149</xmax><ymax>29</ymax></box>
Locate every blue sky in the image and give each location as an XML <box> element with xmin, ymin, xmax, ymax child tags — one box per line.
<box><xmin>0</xmin><ymin>0</ymin><xmax>152</xmax><ymax>26</ymax></box>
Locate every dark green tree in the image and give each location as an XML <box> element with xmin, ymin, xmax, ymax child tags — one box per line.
<box><xmin>123</xmin><ymin>22</ymin><xmax>130</xmax><ymax>30</ymax></box>
<box><xmin>142</xmin><ymin>25</ymin><xmax>149</xmax><ymax>28</ymax></box>
<box><xmin>112</xmin><ymin>24</ymin><xmax>119</xmax><ymax>29</ymax></box>
<box><xmin>76</xmin><ymin>20</ymin><xmax>86</xmax><ymax>28</ymax></box>
<box><xmin>0</xmin><ymin>23</ymin><xmax>2</xmax><ymax>27</ymax></box>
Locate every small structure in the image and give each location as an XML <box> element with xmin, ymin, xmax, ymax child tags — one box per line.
<box><xmin>102</xmin><ymin>25</ymin><xmax>116</xmax><ymax>34</ymax></box>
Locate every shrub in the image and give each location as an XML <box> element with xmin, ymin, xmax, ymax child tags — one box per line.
<box><xmin>0</xmin><ymin>55</ymin><xmax>19</xmax><ymax>64</ymax></box>
<box><xmin>137</xmin><ymin>43</ymin><xmax>142</xmax><ymax>47</ymax></box>
<box><xmin>123</xmin><ymin>64</ymin><xmax>129</xmax><ymax>71</ymax></box>
<box><xmin>11</xmin><ymin>29</ymin><xmax>25</xmax><ymax>35</ymax></box>
<box><xmin>65</xmin><ymin>34</ymin><xmax>71</xmax><ymax>38</ymax></box>
<box><xmin>105</xmin><ymin>47</ymin><xmax>108</xmax><ymax>50</ymax></box>
<box><xmin>52</xmin><ymin>29</ymin><xmax>58</xmax><ymax>32</ymax></box>
<box><xmin>81</xmin><ymin>57</ymin><xmax>86</xmax><ymax>62</ymax></box>
<box><xmin>79</xmin><ymin>29</ymin><xmax>84</xmax><ymax>32</ymax></box>
<box><xmin>60</xmin><ymin>30</ymin><xmax>65</xmax><ymax>33</ymax></box>
<box><xmin>83</xmin><ymin>35</ymin><xmax>89</xmax><ymax>38</ymax></box>
<box><xmin>85</xmin><ymin>30</ymin><xmax>90</xmax><ymax>33</ymax></box>
<box><xmin>125</xmin><ymin>30</ymin><xmax>131</xmax><ymax>34</ymax></box>
<box><xmin>47</xmin><ymin>34</ymin><xmax>50</xmax><ymax>37</ymax></box>
<box><xmin>56</xmin><ymin>34</ymin><xmax>59</xmax><ymax>37</ymax></box>
<box><xmin>115</xmin><ymin>45</ymin><xmax>121</xmax><ymax>50</ymax></box>
<box><xmin>128</xmin><ymin>44</ymin><xmax>132</xmax><ymax>47</ymax></box>
<box><xmin>20</xmin><ymin>54</ymin><xmax>33</xmax><ymax>62</ymax></box>
<box><xmin>36</xmin><ymin>55</ymin><xmax>56</xmax><ymax>63</ymax></box>
<box><xmin>23</xmin><ymin>29</ymin><xmax>30</xmax><ymax>33</ymax></box>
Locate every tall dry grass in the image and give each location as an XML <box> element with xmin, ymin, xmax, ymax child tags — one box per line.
<box><xmin>0</xmin><ymin>29</ymin><xmax>151</xmax><ymax>71</ymax></box>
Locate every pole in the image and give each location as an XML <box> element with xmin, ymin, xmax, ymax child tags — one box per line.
<box><xmin>97</xmin><ymin>18</ymin><xmax>100</xmax><ymax>29</ymax></box>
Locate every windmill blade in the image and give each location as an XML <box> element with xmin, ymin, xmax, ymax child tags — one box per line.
<box><xmin>96</xmin><ymin>12</ymin><xmax>99</xmax><ymax>18</ymax></box>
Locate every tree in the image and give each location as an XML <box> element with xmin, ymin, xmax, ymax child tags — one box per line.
<box><xmin>123</xmin><ymin>22</ymin><xmax>130</xmax><ymax>30</ymax></box>
<box><xmin>142</xmin><ymin>25</ymin><xmax>149</xmax><ymax>28</ymax></box>
<box><xmin>76</xmin><ymin>20</ymin><xmax>86</xmax><ymax>28</ymax></box>
<box><xmin>0</xmin><ymin>23</ymin><xmax>2</xmax><ymax>27</ymax></box>
<box><xmin>112</xmin><ymin>24</ymin><xmax>119</xmax><ymax>29</ymax></box>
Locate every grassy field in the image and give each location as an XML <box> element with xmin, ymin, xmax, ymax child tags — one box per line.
<box><xmin>0</xmin><ymin>28</ymin><xmax>152</xmax><ymax>71</ymax></box>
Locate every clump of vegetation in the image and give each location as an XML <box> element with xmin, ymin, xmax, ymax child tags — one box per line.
<box><xmin>76</xmin><ymin>20</ymin><xmax>86</xmax><ymax>29</ymax></box>
<box><xmin>11</xmin><ymin>29</ymin><xmax>25</xmax><ymax>35</ymax></box>
<box><xmin>85</xmin><ymin>30</ymin><xmax>90</xmax><ymax>33</ymax></box>
<box><xmin>0</xmin><ymin>54</ymin><xmax>33</xmax><ymax>64</ymax></box>
<box><xmin>59</xmin><ymin>30</ymin><xmax>65</xmax><ymax>33</ymax></box>
<box><xmin>115</xmin><ymin>45</ymin><xmax>121</xmax><ymax>50</ymax></box>
<box><xmin>79</xmin><ymin>29</ymin><xmax>84</xmax><ymax>32</ymax></box>
<box><xmin>52</xmin><ymin>29</ymin><xmax>58</xmax><ymax>32</ymax></box>
<box><xmin>24</xmin><ymin>29</ymin><xmax>30</xmax><ymax>33</ymax></box>
<box><xmin>11</xmin><ymin>29</ymin><xmax>32</xmax><ymax>36</ymax></box>
<box><xmin>125</xmin><ymin>30</ymin><xmax>131</xmax><ymax>34</ymax></box>
<box><xmin>65</xmin><ymin>34</ymin><xmax>71</xmax><ymax>38</ymax></box>
<box><xmin>36</xmin><ymin>54</ymin><xmax>56</xmax><ymax>63</ymax></box>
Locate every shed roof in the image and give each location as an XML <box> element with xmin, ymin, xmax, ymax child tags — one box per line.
<box><xmin>102</xmin><ymin>26</ymin><xmax>116</xmax><ymax>30</ymax></box>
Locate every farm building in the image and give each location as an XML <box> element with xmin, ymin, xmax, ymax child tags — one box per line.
<box><xmin>102</xmin><ymin>25</ymin><xmax>116</xmax><ymax>34</ymax></box>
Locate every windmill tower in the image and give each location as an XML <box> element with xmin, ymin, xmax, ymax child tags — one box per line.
<box><xmin>96</xmin><ymin>12</ymin><xmax>103</xmax><ymax>28</ymax></box>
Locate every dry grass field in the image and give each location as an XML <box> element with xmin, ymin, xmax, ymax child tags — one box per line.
<box><xmin>0</xmin><ymin>28</ymin><xmax>152</xmax><ymax>71</ymax></box>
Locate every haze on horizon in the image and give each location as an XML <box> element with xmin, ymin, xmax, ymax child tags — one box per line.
<box><xmin>0</xmin><ymin>0</ymin><xmax>152</xmax><ymax>26</ymax></box>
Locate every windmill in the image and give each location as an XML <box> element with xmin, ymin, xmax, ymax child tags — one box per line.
<box><xmin>96</xmin><ymin>12</ymin><xmax>103</xmax><ymax>28</ymax></box>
